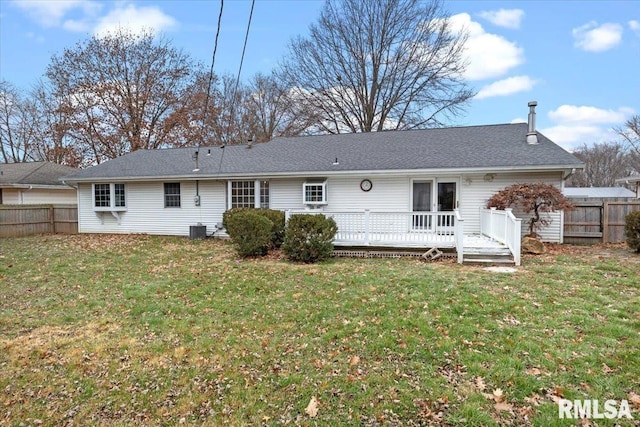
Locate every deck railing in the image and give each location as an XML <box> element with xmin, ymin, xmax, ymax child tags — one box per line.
<box><xmin>479</xmin><ymin>207</ymin><xmax>522</xmax><ymax>265</ymax></box>
<box><xmin>285</xmin><ymin>210</ymin><xmax>459</xmax><ymax>248</ymax></box>
<box><xmin>454</xmin><ymin>209</ymin><xmax>464</xmax><ymax>264</ymax></box>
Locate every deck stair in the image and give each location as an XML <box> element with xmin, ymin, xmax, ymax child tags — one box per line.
<box><xmin>462</xmin><ymin>234</ymin><xmax>515</xmax><ymax>264</ymax></box>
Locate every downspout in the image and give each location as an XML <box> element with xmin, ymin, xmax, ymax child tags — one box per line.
<box><xmin>20</xmin><ymin>185</ymin><xmax>33</xmax><ymax>204</ymax></box>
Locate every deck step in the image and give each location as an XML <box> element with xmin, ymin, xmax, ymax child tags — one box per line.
<box><xmin>463</xmin><ymin>249</ymin><xmax>511</xmax><ymax>256</ymax></box>
<box><xmin>463</xmin><ymin>256</ymin><xmax>515</xmax><ymax>264</ymax></box>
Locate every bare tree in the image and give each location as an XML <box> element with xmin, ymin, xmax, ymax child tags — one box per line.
<box><xmin>280</xmin><ymin>0</ymin><xmax>473</xmax><ymax>134</ymax></box>
<box><xmin>616</xmin><ymin>115</ymin><xmax>640</xmax><ymax>173</ymax></box>
<box><xmin>0</xmin><ymin>80</ymin><xmax>41</xmax><ymax>163</ymax></box>
<box><xmin>44</xmin><ymin>29</ymin><xmax>201</xmax><ymax>164</ymax></box>
<box><xmin>568</xmin><ymin>142</ymin><xmax>633</xmax><ymax>187</ymax></box>
<box><xmin>244</xmin><ymin>73</ymin><xmax>316</xmax><ymax>142</ymax></box>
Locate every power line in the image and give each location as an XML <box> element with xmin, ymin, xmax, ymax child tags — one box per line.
<box><xmin>200</xmin><ymin>0</ymin><xmax>224</xmax><ymax>147</ymax></box>
<box><xmin>225</xmin><ymin>0</ymin><xmax>255</xmax><ymax>143</ymax></box>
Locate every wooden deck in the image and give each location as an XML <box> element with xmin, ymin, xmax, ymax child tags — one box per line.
<box><xmin>286</xmin><ymin>209</ymin><xmax>520</xmax><ymax>265</ymax></box>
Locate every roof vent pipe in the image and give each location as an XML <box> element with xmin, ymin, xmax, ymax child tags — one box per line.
<box><xmin>526</xmin><ymin>101</ymin><xmax>538</xmax><ymax>145</ymax></box>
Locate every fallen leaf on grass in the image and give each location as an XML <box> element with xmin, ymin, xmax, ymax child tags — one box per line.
<box><xmin>475</xmin><ymin>376</ymin><xmax>486</xmax><ymax>391</ymax></box>
<box><xmin>349</xmin><ymin>355</ymin><xmax>360</xmax><ymax>367</ymax></box>
<box><xmin>494</xmin><ymin>401</ymin><xmax>514</xmax><ymax>413</ymax></box>
<box><xmin>602</xmin><ymin>363</ymin><xmax>615</xmax><ymax>374</ymax></box>
<box><xmin>629</xmin><ymin>392</ymin><xmax>640</xmax><ymax>410</ymax></box>
<box><xmin>305</xmin><ymin>396</ymin><xmax>319</xmax><ymax>418</ymax></box>
<box><xmin>525</xmin><ymin>367</ymin><xmax>541</xmax><ymax>376</ymax></box>
<box><xmin>493</xmin><ymin>388</ymin><xmax>505</xmax><ymax>403</ymax></box>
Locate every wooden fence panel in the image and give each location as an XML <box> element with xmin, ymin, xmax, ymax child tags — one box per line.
<box><xmin>0</xmin><ymin>205</ymin><xmax>78</xmax><ymax>238</ymax></box>
<box><xmin>605</xmin><ymin>201</ymin><xmax>640</xmax><ymax>243</ymax></box>
<box><xmin>563</xmin><ymin>201</ymin><xmax>603</xmax><ymax>245</ymax></box>
<box><xmin>563</xmin><ymin>198</ymin><xmax>640</xmax><ymax>244</ymax></box>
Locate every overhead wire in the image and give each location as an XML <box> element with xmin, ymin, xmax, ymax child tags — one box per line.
<box><xmin>200</xmin><ymin>0</ymin><xmax>224</xmax><ymax>148</ymax></box>
<box><xmin>224</xmin><ymin>0</ymin><xmax>256</xmax><ymax>144</ymax></box>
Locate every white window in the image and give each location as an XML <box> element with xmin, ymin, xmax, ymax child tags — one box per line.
<box><xmin>93</xmin><ymin>183</ymin><xmax>126</xmax><ymax>210</ymax></box>
<box><xmin>164</xmin><ymin>183</ymin><xmax>181</xmax><ymax>208</ymax></box>
<box><xmin>303</xmin><ymin>181</ymin><xmax>327</xmax><ymax>205</ymax></box>
<box><xmin>229</xmin><ymin>180</ymin><xmax>270</xmax><ymax>209</ymax></box>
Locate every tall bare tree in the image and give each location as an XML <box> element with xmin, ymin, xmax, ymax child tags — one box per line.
<box><xmin>244</xmin><ymin>73</ymin><xmax>317</xmax><ymax>142</ymax></box>
<box><xmin>280</xmin><ymin>0</ymin><xmax>473</xmax><ymax>134</ymax></box>
<box><xmin>45</xmin><ymin>29</ymin><xmax>201</xmax><ymax>164</ymax></box>
<box><xmin>568</xmin><ymin>142</ymin><xmax>633</xmax><ymax>187</ymax></box>
<box><xmin>616</xmin><ymin>115</ymin><xmax>640</xmax><ymax>173</ymax></box>
<box><xmin>0</xmin><ymin>80</ymin><xmax>41</xmax><ymax>163</ymax></box>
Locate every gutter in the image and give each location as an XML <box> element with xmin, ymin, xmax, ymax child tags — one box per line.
<box><xmin>61</xmin><ymin>180</ymin><xmax>78</xmax><ymax>189</ymax></box>
<box><xmin>63</xmin><ymin>164</ymin><xmax>587</xmax><ymax>184</ymax></box>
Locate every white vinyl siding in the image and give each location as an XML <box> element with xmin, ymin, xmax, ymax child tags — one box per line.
<box><xmin>268</xmin><ymin>179</ymin><xmax>305</xmax><ymax>211</ymax></box>
<box><xmin>0</xmin><ymin>187</ymin><xmax>77</xmax><ymax>205</ymax></box>
<box><xmin>458</xmin><ymin>171</ymin><xmax>565</xmax><ymax>243</ymax></box>
<box><xmin>78</xmin><ymin>181</ymin><xmax>226</xmax><ymax>236</ymax></box>
<box><xmin>75</xmin><ymin>172</ymin><xmax>567</xmax><ymax>242</ymax></box>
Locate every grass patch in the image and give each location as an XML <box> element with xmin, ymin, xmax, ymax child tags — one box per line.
<box><xmin>1</xmin><ymin>235</ymin><xmax>639</xmax><ymax>426</ymax></box>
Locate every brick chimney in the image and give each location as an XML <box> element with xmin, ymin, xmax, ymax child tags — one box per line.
<box><xmin>526</xmin><ymin>101</ymin><xmax>538</xmax><ymax>144</ymax></box>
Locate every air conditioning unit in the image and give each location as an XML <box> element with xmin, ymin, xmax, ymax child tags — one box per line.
<box><xmin>189</xmin><ymin>224</ymin><xmax>206</xmax><ymax>240</ymax></box>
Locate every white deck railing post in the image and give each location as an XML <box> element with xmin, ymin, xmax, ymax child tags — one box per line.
<box><xmin>364</xmin><ymin>209</ymin><xmax>370</xmax><ymax>246</ymax></box>
<box><xmin>489</xmin><ymin>207</ymin><xmax>496</xmax><ymax>237</ymax></box>
<box><xmin>454</xmin><ymin>209</ymin><xmax>464</xmax><ymax>264</ymax></box>
<box><xmin>285</xmin><ymin>210</ymin><xmax>290</xmax><ymax>223</ymax></box>
<box><xmin>513</xmin><ymin>216</ymin><xmax>522</xmax><ymax>266</ymax></box>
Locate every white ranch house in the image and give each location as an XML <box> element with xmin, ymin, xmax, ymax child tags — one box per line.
<box><xmin>63</xmin><ymin>103</ymin><xmax>583</xmax><ymax>265</ymax></box>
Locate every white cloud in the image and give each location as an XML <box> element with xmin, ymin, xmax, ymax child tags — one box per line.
<box><xmin>475</xmin><ymin>75</ymin><xmax>537</xmax><ymax>99</ymax></box>
<box><xmin>11</xmin><ymin>0</ymin><xmax>100</xmax><ymax>28</ymax></box>
<box><xmin>630</xmin><ymin>20</ymin><xmax>640</xmax><ymax>36</ymax></box>
<box><xmin>478</xmin><ymin>9</ymin><xmax>524</xmax><ymax>30</ymax></box>
<box><xmin>93</xmin><ymin>4</ymin><xmax>177</xmax><ymax>37</ymax></box>
<box><xmin>572</xmin><ymin>21</ymin><xmax>623</xmax><ymax>52</ymax></box>
<box><xmin>541</xmin><ymin>104</ymin><xmax>634</xmax><ymax>149</ymax></box>
<box><xmin>449</xmin><ymin>13</ymin><xmax>524</xmax><ymax>81</ymax></box>
<box><xmin>548</xmin><ymin>105</ymin><xmax>627</xmax><ymax>124</ymax></box>
<box><xmin>510</xmin><ymin>117</ymin><xmax>526</xmax><ymax>124</ymax></box>
<box><xmin>11</xmin><ymin>0</ymin><xmax>176</xmax><ymax>36</ymax></box>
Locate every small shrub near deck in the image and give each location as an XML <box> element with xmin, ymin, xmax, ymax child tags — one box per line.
<box><xmin>223</xmin><ymin>208</ymin><xmax>285</xmax><ymax>248</ymax></box>
<box><xmin>625</xmin><ymin>211</ymin><xmax>640</xmax><ymax>252</ymax></box>
<box><xmin>258</xmin><ymin>209</ymin><xmax>286</xmax><ymax>248</ymax></box>
<box><xmin>224</xmin><ymin>210</ymin><xmax>272</xmax><ymax>257</ymax></box>
<box><xmin>283</xmin><ymin>214</ymin><xmax>337</xmax><ymax>263</ymax></box>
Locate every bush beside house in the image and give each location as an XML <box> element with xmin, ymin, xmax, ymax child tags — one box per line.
<box><xmin>223</xmin><ymin>210</ymin><xmax>273</xmax><ymax>257</ymax></box>
<box><xmin>282</xmin><ymin>214</ymin><xmax>337</xmax><ymax>263</ymax></box>
<box><xmin>625</xmin><ymin>211</ymin><xmax>640</xmax><ymax>252</ymax></box>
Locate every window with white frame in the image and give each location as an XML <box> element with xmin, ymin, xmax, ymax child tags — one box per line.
<box><xmin>229</xmin><ymin>180</ymin><xmax>270</xmax><ymax>209</ymax></box>
<box><xmin>164</xmin><ymin>182</ymin><xmax>181</xmax><ymax>208</ymax></box>
<box><xmin>303</xmin><ymin>181</ymin><xmax>327</xmax><ymax>205</ymax></box>
<box><xmin>93</xmin><ymin>183</ymin><xmax>126</xmax><ymax>210</ymax></box>
<box><xmin>259</xmin><ymin>180</ymin><xmax>270</xmax><ymax>209</ymax></box>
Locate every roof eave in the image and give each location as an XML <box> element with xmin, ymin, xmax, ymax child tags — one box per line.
<box><xmin>0</xmin><ymin>183</ymin><xmax>76</xmax><ymax>189</ymax></box>
<box><xmin>62</xmin><ymin>163</ymin><xmax>584</xmax><ymax>183</ymax></box>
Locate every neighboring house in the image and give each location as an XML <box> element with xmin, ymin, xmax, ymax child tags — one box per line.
<box><xmin>63</xmin><ymin>102</ymin><xmax>583</xmax><ymax>264</ymax></box>
<box><xmin>0</xmin><ymin>162</ymin><xmax>78</xmax><ymax>205</ymax></box>
<box><xmin>615</xmin><ymin>176</ymin><xmax>640</xmax><ymax>199</ymax></box>
<box><xmin>564</xmin><ymin>187</ymin><xmax>637</xmax><ymax>199</ymax></box>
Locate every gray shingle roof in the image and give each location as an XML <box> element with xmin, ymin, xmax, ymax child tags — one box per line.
<box><xmin>63</xmin><ymin>123</ymin><xmax>584</xmax><ymax>181</ymax></box>
<box><xmin>0</xmin><ymin>162</ymin><xmax>78</xmax><ymax>186</ymax></box>
<box><xmin>563</xmin><ymin>187</ymin><xmax>636</xmax><ymax>198</ymax></box>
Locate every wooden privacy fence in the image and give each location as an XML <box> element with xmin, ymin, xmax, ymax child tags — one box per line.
<box><xmin>0</xmin><ymin>205</ymin><xmax>78</xmax><ymax>238</ymax></box>
<box><xmin>564</xmin><ymin>198</ymin><xmax>640</xmax><ymax>244</ymax></box>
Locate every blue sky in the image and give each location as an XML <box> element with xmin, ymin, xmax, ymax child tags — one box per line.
<box><xmin>1</xmin><ymin>0</ymin><xmax>639</xmax><ymax>150</ymax></box>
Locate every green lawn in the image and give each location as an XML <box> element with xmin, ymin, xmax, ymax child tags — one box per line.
<box><xmin>1</xmin><ymin>235</ymin><xmax>638</xmax><ymax>426</ymax></box>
